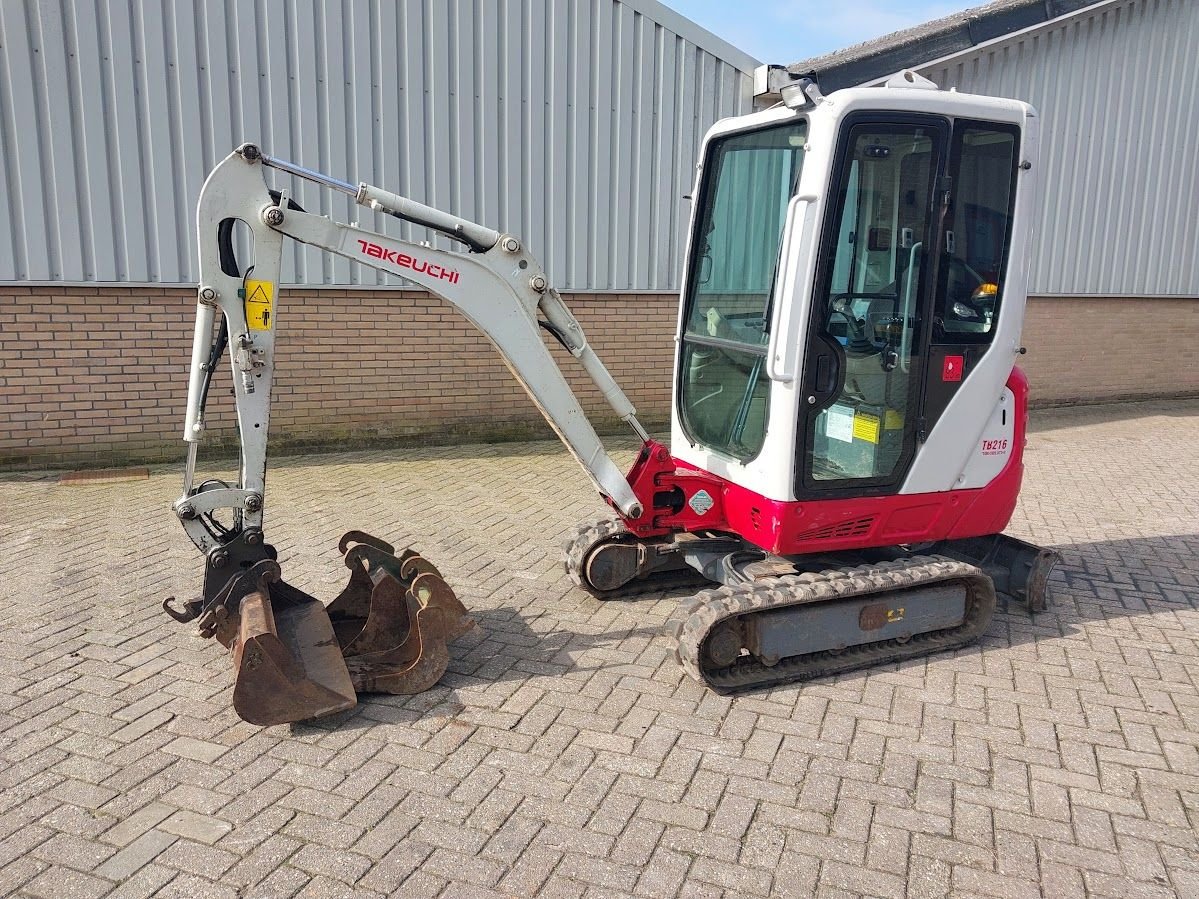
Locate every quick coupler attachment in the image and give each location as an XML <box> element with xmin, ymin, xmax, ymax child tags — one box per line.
<box><xmin>162</xmin><ymin>530</ymin><xmax>475</xmax><ymax>726</ymax></box>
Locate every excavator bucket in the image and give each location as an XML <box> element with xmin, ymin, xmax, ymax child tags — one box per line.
<box><xmin>231</xmin><ymin>586</ymin><xmax>358</xmax><ymax>726</ymax></box>
<box><xmin>327</xmin><ymin>531</ymin><xmax>476</xmax><ymax>694</ymax></box>
<box><xmin>166</xmin><ymin>531</ymin><xmax>475</xmax><ymax>726</ymax></box>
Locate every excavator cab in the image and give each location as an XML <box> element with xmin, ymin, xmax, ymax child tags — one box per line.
<box><xmin>674</xmin><ymin>73</ymin><xmax>1032</xmax><ymax>508</ymax></box>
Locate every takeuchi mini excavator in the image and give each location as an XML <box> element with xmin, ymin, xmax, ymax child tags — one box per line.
<box><xmin>166</xmin><ymin>71</ymin><xmax>1059</xmax><ymax>726</ymax></box>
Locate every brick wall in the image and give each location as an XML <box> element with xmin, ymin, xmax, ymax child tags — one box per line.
<box><xmin>0</xmin><ymin>286</ymin><xmax>677</xmax><ymax>469</ymax></box>
<box><xmin>1019</xmin><ymin>297</ymin><xmax>1199</xmax><ymax>405</ymax></box>
<box><xmin>0</xmin><ymin>287</ymin><xmax>1195</xmax><ymax>469</ymax></box>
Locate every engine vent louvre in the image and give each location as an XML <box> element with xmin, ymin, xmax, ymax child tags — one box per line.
<box><xmin>796</xmin><ymin>516</ymin><xmax>876</xmax><ymax>541</ymax></box>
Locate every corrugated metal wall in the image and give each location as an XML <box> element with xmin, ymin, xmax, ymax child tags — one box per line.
<box><xmin>920</xmin><ymin>0</ymin><xmax>1199</xmax><ymax>297</ymax></box>
<box><xmin>0</xmin><ymin>0</ymin><xmax>755</xmax><ymax>290</ymax></box>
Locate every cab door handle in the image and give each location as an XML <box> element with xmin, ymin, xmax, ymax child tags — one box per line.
<box><xmin>815</xmin><ymin>354</ymin><xmax>836</xmax><ymax>393</ymax></box>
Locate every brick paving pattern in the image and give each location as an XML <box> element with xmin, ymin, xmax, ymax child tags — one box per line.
<box><xmin>1</xmin><ymin>398</ymin><xmax>1196</xmax><ymax>898</ymax></box>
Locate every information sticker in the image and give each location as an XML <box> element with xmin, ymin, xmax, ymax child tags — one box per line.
<box><xmin>245</xmin><ymin>280</ymin><xmax>274</xmax><ymax>331</ymax></box>
<box><xmin>853</xmin><ymin>411</ymin><xmax>881</xmax><ymax>444</ymax></box>
<box><xmin>825</xmin><ymin>404</ymin><xmax>855</xmax><ymax>443</ymax></box>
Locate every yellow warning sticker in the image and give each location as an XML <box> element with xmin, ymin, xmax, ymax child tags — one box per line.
<box><xmin>244</xmin><ymin>279</ymin><xmax>274</xmax><ymax>331</ymax></box>
<box><xmin>884</xmin><ymin>409</ymin><xmax>904</xmax><ymax>430</ymax></box>
<box><xmin>853</xmin><ymin>411</ymin><xmax>881</xmax><ymax>444</ymax></box>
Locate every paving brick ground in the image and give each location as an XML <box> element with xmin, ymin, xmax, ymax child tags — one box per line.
<box><xmin>1</xmin><ymin>398</ymin><xmax>1197</xmax><ymax>898</ymax></box>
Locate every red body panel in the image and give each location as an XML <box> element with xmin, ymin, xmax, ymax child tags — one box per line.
<box><xmin>622</xmin><ymin>368</ymin><xmax>1029</xmax><ymax>556</ymax></box>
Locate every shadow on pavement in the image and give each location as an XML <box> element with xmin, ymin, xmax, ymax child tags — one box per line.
<box><xmin>291</xmin><ymin>602</ymin><xmax>675</xmax><ymax>734</ymax></box>
<box><xmin>294</xmin><ymin>532</ymin><xmax>1197</xmax><ymax>733</ymax></box>
<box><xmin>1027</xmin><ymin>396</ymin><xmax>1198</xmax><ymax>434</ymax></box>
<box><xmin>1043</xmin><ymin>532</ymin><xmax>1194</xmax><ymax>617</ymax></box>
<box><xmin>876</xmin><ymin>531</ymin><xmax>1199</xmax><ymax>681</ymax></box>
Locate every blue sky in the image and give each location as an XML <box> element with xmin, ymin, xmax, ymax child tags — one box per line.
<box><xmin>663</xmin><ymin>1</ymin><xmax>968</xmax><ymax>65</ymax></box>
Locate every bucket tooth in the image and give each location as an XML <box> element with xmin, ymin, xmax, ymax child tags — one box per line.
<box><xmin>231</xmin><ymin>586</ymin><xmax>357</xmax><ymax>726</ymax></box>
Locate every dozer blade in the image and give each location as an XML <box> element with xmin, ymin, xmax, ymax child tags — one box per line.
<box><xmin>231</xmin><ymin>584</ymin><xmax>357</xmax><ymax>726</ymax></box>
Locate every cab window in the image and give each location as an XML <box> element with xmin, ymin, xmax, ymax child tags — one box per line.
<box><xmin>678</xmin><ymin>120</ymin><xmax>807</xmax><ymax>460</ymax></box>
<box><xmin>935</xmin><ymin>124</ymin><xmax>1019</xmax><ymax>340</ymax></box>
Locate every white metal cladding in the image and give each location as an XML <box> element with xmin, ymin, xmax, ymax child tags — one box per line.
<box><xmin>916</xmin><ymin>0</ymin><xmax>1199</xmax><ymax>297</ymax></box>
<box><xmin>0</xmin><ymin>0</ymin><xmax>756</xmax><ymax>289</ymax></box>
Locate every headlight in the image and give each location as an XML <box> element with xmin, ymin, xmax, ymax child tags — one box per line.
<box><xmin>953</xmin><ymin>301</ymin><xmax>980</xmax><ymax>319</ymax></box>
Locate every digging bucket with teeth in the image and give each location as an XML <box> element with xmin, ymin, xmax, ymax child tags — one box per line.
<box><xmin>163</xmin><ymin>530</ymin><xmax>476</xmax><ymax>726</ymax></box>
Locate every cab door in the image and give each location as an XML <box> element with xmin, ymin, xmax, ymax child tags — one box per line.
<box><xmin>796</xmin><ymin>114</ymin><xmax>948</xmax><ymax>497</ymax></box>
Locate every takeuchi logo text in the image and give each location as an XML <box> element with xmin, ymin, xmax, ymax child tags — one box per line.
<box><xmin>356</xmin><ymin>239</ymin><xmax>460</xmax><ymax>283</ymax></box>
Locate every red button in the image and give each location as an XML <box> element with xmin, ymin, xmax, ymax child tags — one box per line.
<box><xmin>942</xmin><ymin>355</ymin><xmax>964</xmax><ymax>382</ymax></box>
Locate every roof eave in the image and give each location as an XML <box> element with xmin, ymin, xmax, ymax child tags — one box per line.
<box><xmin>785</xmin><ymin>0</ymin><xmax>1105</xmax><ymax>94</ymax></box>
<box><xmin>620</xmin><ymin>0</ymin><xmax>762</xmax><ymax>74</ymax></box>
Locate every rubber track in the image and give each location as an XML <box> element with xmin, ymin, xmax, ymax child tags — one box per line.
<box><xmin>562</xmin><ymin>518</ymin><xmax>710</xmax><ymax>599</ymax></box>
<box><xmin>668</xmin><ymin>555</ymin><xmax>996</xmax><ymax>694</ymax></box>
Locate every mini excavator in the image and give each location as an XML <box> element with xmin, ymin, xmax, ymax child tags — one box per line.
<box><xmin>166</xmin><ymin>72</ymin><xmax>1059</xmax><ymax>725</ymax></box>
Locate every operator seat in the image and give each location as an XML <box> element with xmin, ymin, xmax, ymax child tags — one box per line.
<box><xmin>842</xmin><ymin>294</ymin><xmax>901</xmax><ymax>409</ymax></box>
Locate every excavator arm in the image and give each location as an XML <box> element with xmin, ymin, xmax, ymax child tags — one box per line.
<box><xmin>168</xmin><ymin>145</ymin><xmax>653</xmax><ymax>726</ymax></box>
<box><xmin>178</xmin><ymin>144</ymin><xmax>646</xmax><ymax>556</ymax></box>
